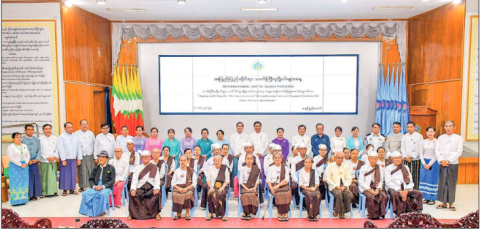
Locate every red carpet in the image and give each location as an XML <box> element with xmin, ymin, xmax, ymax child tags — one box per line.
<box><xmin>21</xmin><ymin>217</ymin><xmax>458</xmax><ymax>228</ymax></box>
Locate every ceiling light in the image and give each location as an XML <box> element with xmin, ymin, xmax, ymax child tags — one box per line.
<box><xmin>96</xmin><ymin>0</ymin><xmax>106</xmax><ymax>4</ymax></box>
<box><xmin>372</xmin><ymin>6</ymin><xmax>414</xmax><ymax>10</ymax></box>
<box><xmin>107</xmin><ymin>8</ymin><xmax>146</xmax><ymax>12</ymax></box>
<box><xmin>453</xmin><ymin>0</ymin><xmax>461</xmax><ymax>4</ymax></box>
<box><xmin>422</xmin><ymin>0</ymin><xmax>430</xmax><ymax>2</ymax></box>
<box><xmin>240</xmin><ymin>7</ymin><xmax>278</xmax><ymax>11</ymax></box>
<box><xmin>258</xmin><ymin>0</ymin><xmax>267</xmax><ymax>3</ymax></box>
<box><xmin>340</xmin><ymin>0</ymin><xmax>348</xmax><ymax>2</ymax></box>
<box><xmin>177</xmin><ymin>0</ymin><xmax>186</xmax><ymax>4</ymax></box>
<box><xmin>65</xmin><ymin>0</ymin><xmax>73</xmax><ymax>7</ymax></box>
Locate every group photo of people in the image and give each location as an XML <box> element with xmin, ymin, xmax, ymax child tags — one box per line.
<box><xmin>6</xmin><ymin>119</ymin><xmax>463</xmax><ymax>222</ymax></box>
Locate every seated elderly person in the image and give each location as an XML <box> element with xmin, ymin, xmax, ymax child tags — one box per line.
<box><xmin>172</xmin><ymin>155</ymin><xmax>197</xmax><ymax>220</ymax></box>
<box><xmin>79</xmin><ymin>151</ymin><xmax>115</xmax><ymax>217</ymax></box>
<box><xmin>385</xmin><ymin>151</ymin><xmax>423</xmax><ymax>217</ymax></box>
<box><xmin>128</xmin><ymin>150</ymin><xmax>161</xmax><ymax>220</ymax></box>
<box><xmin>266</xmin><ymin>152</ymin><xmax>292</xmax><ymax>221</ymax></box>
<box><xmin>324</xmin><ymin>151</ymin><xmax>353</xmax><ymax>219</ymax></box>
<box><xmin>298</xmin><ymin>157</ymin><xmax>321</xmax><ymax>221</ymax></box>
<box><xmin>239</xmin><ymin>153</ymin><xmax>261</xmax><ymax>221</ymax></box>
<box><xmin>358</xmin><ymin>150</ymin><xmax>387</xmax><ymax>219</ymax></box>
<box><xmin>206</xmin><ymin>155</ymin><xmax>230</xmax><ymax>221</ymax></box>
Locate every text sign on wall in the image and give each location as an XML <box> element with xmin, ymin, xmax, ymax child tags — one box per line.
<box><xmin>2</xmin><ymin>20</ymin><xmax>60</xmax><ymax>137</ymax></box>
<box><xmin>467</xmin><ymin>16</ymin><xmax>478</xmax><ymax>141</ymax></box>
<box><xmin>159</xmin><ymin>55</ymin><xmax>359</xmax><ymax>115</ymax></box>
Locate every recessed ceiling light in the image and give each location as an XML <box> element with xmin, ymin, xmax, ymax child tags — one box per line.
<box><xmin>65</xmin><ymin>0</ymin><xmax>73</xmax><ymax>7</ymax></box>
<box><xmin>240</xmin><ymin>7</ymin><xmax>278</xmax><ymax>11</ymax></box>
<box><xmin>372</xmin><ymin>6</ymin><xmax>414</xmax><ymax>10</ymax></box>
<box><xmin>177</xmin><ymin>0</ymin><xmax>186</xmax><ymax>4</ymax></box>
<box><xmin>107</xmin><ymin>8</ymin><xmax>146</xmax><ymax>12</ymax></box>
<box><xmin>258</xmin><ymin>0</ymin><xmax>267</xmax><ymax>3</ymax></box>
<box><xmin>97</xmin><ymin>0</ymin><xmax>106</xmax><ymax>4</ymax></box>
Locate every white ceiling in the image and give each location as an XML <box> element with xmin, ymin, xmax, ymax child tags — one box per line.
<box><xmin>69</xmin><ymin>0</ymin><xmax>454</xmax><ymax>21</ymax></box>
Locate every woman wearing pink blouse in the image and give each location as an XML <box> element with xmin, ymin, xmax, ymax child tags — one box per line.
<box><xmin>145</xmin><ymin>127</ymin><xmax>163</xmax><ymax>155</ymax></box>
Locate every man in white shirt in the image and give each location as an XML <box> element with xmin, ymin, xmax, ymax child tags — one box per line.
<box><xmin>248</xmin><ymin>121</ymin><xmax>269</xmax><ymax>186</ymax></box>
<box><xmin>364</xmin><ymin>123</ymin><xmax>387</xmax><ymax>152</ymax></box>
<box><xmin>384</xmin><ymin>151</ymin><xmax>423</xmax><ymax>217</ymax></box>
<box><xmin>94</xmin><ymin>123</ymin><xmax>115</xmax><ymax>161</ymax></box>
<box><xmin>128</xmin><ymin>150</ymin><xmax>161</xmax><ymax>220</ymax></box>
<box><xmin>358</xmin><ymin>151</ymin><xmax>387</xmax><ymax>219</ymax></box>
<box><xmin>123</xmin><ymin>139</ymin><xmax>140</xmax><ymax>191</ymax></box>
<box><xmin>116</xmin><ymin>126</ymin><xmax>133</xmax><ymax>153</ymax></box>
<box><xmin>291</xmin><ymin>143</ymin><xmax>308</xmax><ymax>208</ymax></box>
<box><xmin>75</xmin><ymin>119</ymin><xmax>96</xmax><ymax>192</ymax></box>
<box><xmin>39</xmin><ymin>124</ymin><xmax>59</xmax><ymax>196</ymax></box>
<box><xmin>291</xmin><ymin>125</ymin><xmax>312</xmax><ymax>158</ymax></box>
<box><xmin>109</xmin><ymin>147</ymin><xmax>129</xmax><ymax>208</ymax></box>
<box><xmin>230</xmin><ymin>122</ymin><xmax>249</xmax><ymax>158</ymax></box>
<box><xmin>435</xmin><ymin>120</ymin><xmax>463</xmax><ymax>211</ymax></box>
<box><xmin>401</xmin><ymin>122</ymin><xmax>424</xmax><ymax>190</ymax></box>
<box><xmin>324</xmin><ymin>151</ymin><xmax>353</xmax><ymax>219</ymax></box>
<box><xmin>263</xmin><ymin>143</ymin><xmax>277</xmax><ymax>171</ymax></box>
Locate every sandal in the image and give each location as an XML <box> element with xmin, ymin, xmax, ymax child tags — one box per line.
<box><xmin>173</xmin><ymin>215</ymin><xmax>180</xmax><ymax>220</ymax></box>
<box><xmin>241</xmin><ymin>213</ymin><xmax>246</xmax><ymax>220</ymax></box>
<box><xmin>156</xmin><ymin>214</ymin><xmax>161</xmax><ymax>220</ymax></box>
<box><xmin>308</xmin><ymin>217</ymin><xmax>313</xmax><ymax>221</ymax></box>
<box><xmin>62</xmin><ymin>192</ymin><xmax>68</xmax><ymax>196</ymax></box>
<box><xmin>127</xmin><ymin>215</ymin><xmax>132</xmax><ymax>220</ymax></box>
<box><xmin>186</xmin><ymin>215</ymin><xmax>191</xmax><ymax>221</ymax></box>
<box><xmin>422</xmin><ymin>199</ymin><xmax>427</xmax><ymax>204</ymax></box>
<box><xmin>427</xmin><ymin>201</ymin><xmax>435</xmax><ymax>205</ymax></box>
<box><xmin>278</xmin><ymin>216</ymin><xmax>284</xmax><ymax>221</ymax></box>
<box><xmin>284</xmin><ymin>217</ymin><xmax>289</xmax><ymax>221</ymax></box>
<box><xmin>69</xmin><ymin>190</ymin><xmax>79</xmax><ymax>195</ymax></box>
<box><xmin>437</xmin><ymin>204</ymin><xmax>447</xmax><ymax>209</ymax></box>
<box><xmin>449</xmin><ymin>206</ymin><xmax>457</xmax><ymax>211</ymax></box>
<box><xmin>246</xmin><ymin>215</ymin><xmax>251</xmax><ymax>221</ymax></box>
<box><xmin>222</xmin><ymin>216</ymin><xmax>228</xmax><ymax>221</ymax></box>
<box><xmin>206</xmin><ymin>215</ymin><xmax>212</xmax><ymax>221</ymax></box>
<box><xmin>313</xmin><ymin>217</ymin><xmax>319</xmax><ymax>222</ymax></box>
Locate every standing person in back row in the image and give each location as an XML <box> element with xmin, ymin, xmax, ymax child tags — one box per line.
<box><xmin>22</xmin><ymin>124</ymin><xmax>42</xmax><ymax>200</ymax></box>
<box><xmin>311</xmin><ymin>123</ymin><xmax>331</xmax><ymax>157</ymax></box>
<box><xmin>386</xmin><ymin>122</ymin><xmax>403</xmax><ymax>154</ymax></box>
<box><xmin>435</xmin><ymin>121</ymin><xmax>463</xmax><ymax>212</ymax></box>
<box><xmin>401</xmin><ymin>122</ymin><xmax>423</xmax><ymax>190</ymax></box>
<box><xmin>94</xmin><ymin>123</ymin><xmax>115</xmax><ymax>161</ymax></box>
<box><xmin>116</xmin><ymin>126</ymin><xmax>133</xmax><ymax>153</ymax></box>
<box><xmin>57</xmin><ymin>122</ymin><xmax>83</xmax><ymax>196</ymax></box>
<box><xmin>364</xmin><ymin>123</ymin><xmax>386</xmax><ymax>152</ymax></box>
<box><xmin>291</xmin><ymin>125</ymin><xmax>312</xmax><ymax>158</ymax></box>
<box><xmin>248</xmin><ymin>121</ymin><xmax>269</xmax><ymax>187</ymax></box>
<box><xmin>75</xmin><ymin>119</ymin><xmax>96</xmax><ymax>193</ymax></box>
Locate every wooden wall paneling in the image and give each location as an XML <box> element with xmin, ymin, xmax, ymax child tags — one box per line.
<box><xmin>407</xmin><ymin>3</ymin><xmax>466</xmax><ymax>135</ymax></box>
<box><xmin>61</xmin><ymin>4</ymin><xmax>112</xmax><ymax>85</ymax></box>
<box><xmin>65</xmin><ymin>83</ymin><xmax>109</xmax><ymax>135</ymax></box>
<box><xmin>458</xmin><ymin>157</ymin><xmax>479</xmax><ymax>184</ymax></box>
<box><xmin>93</xmin><ymin>89</ymin><xmax>107</xmax><ymax>135</ymax></box>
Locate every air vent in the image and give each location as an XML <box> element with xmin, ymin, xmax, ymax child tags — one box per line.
<box><xmin>372</xmin><ymin>6</ymin><xmax>414</xmax><ymax>10</ymax></box>
<box><xmin>107</xmin><ymin>8</ymin><xmax>146</xmax><ymax>12</ymax></box>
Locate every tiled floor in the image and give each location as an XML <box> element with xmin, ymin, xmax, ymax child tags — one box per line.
<box><xmin>4</xmin><ymin>184</ymin><xmax>478</xmax><ymax>228</ymax></box>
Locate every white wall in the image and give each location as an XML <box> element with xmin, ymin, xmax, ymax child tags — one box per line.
<box><xmin>461</xmin><ymin>0</ymin><xmax>479</xmax><ymax>141</ymax></box>
<box><xmin>138</xmin><ymin>42</ymin><xmax>380</xmax><ymax>144</ymax></box>
<box><xmin>1</xmin><ymin>3</ymin><xmax>65</xmax><ymax>153</ymax></box>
